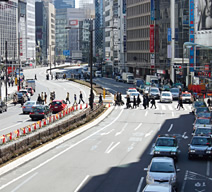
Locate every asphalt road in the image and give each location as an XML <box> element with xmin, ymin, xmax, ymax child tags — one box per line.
<box><xmin>0</xmin><ymin>98</ymin><xmax>211</xmax><ymax>192</ymax></box>
<box><xmin>0</xmin><ymin>66</ymin><xmax>91</xmax><ymax>135</ymax></box>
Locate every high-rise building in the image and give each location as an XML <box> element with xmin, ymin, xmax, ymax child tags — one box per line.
<box><xmin>35</xmin><ymin>1</ymin><xmax>55</xmax><ymax>65</ymax></box>
<box><xmin>0</xmin><ymin>0</ymin><xmax>18</xmax><ymax>63</ymax></box>
<box><xmin>26</xmin><ymin>0</ymin><xmax>36</xmax><ymax>62</ymax></box>
<box><xmin>95</xmin><ymin>0</ymin><xmax>104</xmax><ymax>66</ymax></box>
<box><xmin>54</xmin><ymin>0</ymin><xmax>75</xmax><ymax>9</ymax></box>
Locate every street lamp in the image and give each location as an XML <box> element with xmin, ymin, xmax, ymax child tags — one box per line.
<box><xmin>65</xmin><ymin>24</ymin><xmax>116</xmax><ymax>110</ymax></box>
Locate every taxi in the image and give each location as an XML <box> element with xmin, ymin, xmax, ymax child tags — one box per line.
<box><xmin>153</xmin><ymin>135</ymin><xmax>179</xmax><ymax>161</ymax></box>
<box><xmin>193</xmin><ymin>117</ymin><xmax>212</xmax><ymax>132</ymax></box>
<box><xmin>181</xmin><ymin>91</ymin><xmax>193</xmax><ymax>103</ymax></box>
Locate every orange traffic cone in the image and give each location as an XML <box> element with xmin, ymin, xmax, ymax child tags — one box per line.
<box><xmin>108</xmin><ymin>103</ymin><xmax>110</xmax><ymax>107</ymax></box>
<box><xmin>80</xmin><ymin>104</ymin><xmax>82</xmax><ymax>110</ymax></box>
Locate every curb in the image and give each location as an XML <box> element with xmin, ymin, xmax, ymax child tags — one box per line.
<box><xmin>0</xmin><ymin>106</ymin><xmax>114</xmax><ymax>176</ymax></box>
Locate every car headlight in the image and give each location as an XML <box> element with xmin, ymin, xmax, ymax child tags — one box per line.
<box><xmin>171</xmin><ymin>152</ymin><xmax>176</xmax><ymax>155</ymax></box>
<box><xmin>154</xmin><ymin>151</ymin><xmax>160</xmax><ymax>154</ymax></box>
<box><xmin>147</xmin><ymin>174</ymin><xmax>154</xmax><ymax>183</ymax></box>
<box><xmin>189</xmin><ymin>149</ymin><xmax>195</xmax><ymax>153</ymax></box>
<box><xmin>206</xmin><ymin>150</ymin><xmax>212</xmax><ymax>154</ymax></box>
<box><xmin>170</xmin><ymin>175</ymin><xmax>176</xmax><ymax>182</ymax></box>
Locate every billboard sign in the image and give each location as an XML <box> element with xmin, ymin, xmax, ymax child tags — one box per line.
<box><xmin>149</xmin><ymin>25</ymin><xmax>154</xmax><ymax>53</ymax></box>
<box><xmin>167</xmin><ymin>28</ymin><xmax>171</xmax><ymax>42</ymax></box>
<box><xmin>189</xmin><ymin>0</ymin><xmax>194</xmax><ymax>72</ymax></box>
<box><xmin>69</xmin><ymin>20</ymin><xmax>78</xmax><ymax>26</ymax></box>
<box><xmin>151</xmin><ymin>0</ymin><xmax>155</xmax><ymax>21</ymax></box>
<box><xmin>63</xmin><ymin>50</ymin><xmax>70</xmax><ymax>56</ymax></box>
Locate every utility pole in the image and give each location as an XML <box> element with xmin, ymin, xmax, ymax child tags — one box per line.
<box><xmin>170</xmin><ymin>0</ymin><xmax>175</xmax><ymax>83</ymax></box>
<box><xmin>5</xmin><ymin>41</ymin><xmax>8</xmax><ymax>102</ymax></box>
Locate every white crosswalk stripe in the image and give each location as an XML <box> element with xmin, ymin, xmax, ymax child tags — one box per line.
<box><xmin>168</xmin><ymin>105</ymin><xmax>173</xmax><ymax>110</ymax></box>
<box><xmin>161</xmin><ymin>105</ymin><xmax>166</xmax><ymax>110</ymax></box>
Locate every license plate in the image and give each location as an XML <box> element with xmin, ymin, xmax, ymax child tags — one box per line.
<box><xmin>54</xmin><ymin>106</ymin><xmax>58</xmax><ymax>108</ymax></box>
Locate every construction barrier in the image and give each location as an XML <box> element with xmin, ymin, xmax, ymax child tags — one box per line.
<box><xmin>0</xmin><ymin>103</ymin><xmax>86</xmax><ymax>145</ymax></box>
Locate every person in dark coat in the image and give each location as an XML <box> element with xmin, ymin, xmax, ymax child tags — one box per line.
<box><xmin>150</xmin><ymin>97</ymin><xmax>156</xmax><ymax>109</ymax></box>
<box><xmin>146</xmin><ymin>95</ymin><xmax>150</xmax><ymax>108</ymax></box>
<box><xmin>137</xmin><ymin>94</ymin><xmax>141</xmax><ymax>107</ymax></box>
<box><xmin>177</xmin><ymin>96</ymin><xmax>184</xmax><ymax>110</ymax></box>
<box><xmin>78</xmin><ymin>91</ymin><xmax>85</xmax><ymax>104</ymax></box>
<box><xmin>207</xmin><ymin>98</ymin><xmax>211</xmax><ymax>107</ymax></box>
<box><xmin>133</xmin><ymin>95</ymin><xmax>137</xmax><ymax>108</ymax></box>
<box><xmin>126</xmin><ymin>95</ymin><xmax>131</xmax><ymax>109</ymax></box>
<box><xmin>143</xmin><ymin>95</ymin><xmax>147</xmax><ymax>109</ymax></box>
<box><xmin>99</xmin><ymin>93</ymin><xmax>103</xmax><ymax>104</ymax></box>
<box><xmin>37</xmin><ymin>94</ymin><xmax>42</xmax><ymax>104</ymax></box>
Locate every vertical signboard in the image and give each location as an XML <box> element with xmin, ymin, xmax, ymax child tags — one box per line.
<box><xmin>189</xmin><ymin>0</ymin><xmax>194</xmax><ymax>72</ymax></box>
<box><xmin>123</xmin><ymin>0</ymin><xmax>126</xmax><ymax>14</ymax></box>
<box><xmin>149</xmin><ymin>24</ymin><xmax>154</xmax><ymax>53</ymax></box>
<box><xmin>151</xmin><ymin>0</ymin><xmax>155</xmax><ymax>21</ymax></box>
<box><xmin>167</xmin><ymin>28</ymin><xmax>171</xmax><ymax>42</ymax></box>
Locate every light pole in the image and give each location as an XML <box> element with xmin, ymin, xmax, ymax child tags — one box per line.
<box><xmin>65</xmin><ymin>24</ymin><xmax>116</xmax><ymax>109</ymax></box>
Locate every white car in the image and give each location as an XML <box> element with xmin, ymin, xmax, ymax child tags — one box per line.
<box><xmin>160</xmin><ymin>91</ymin><xmax>173</xmax><ymax>103</ymax></box>
<box><xmin>142</xmin><ymin>184</ymin><xmax>173</xmax><ymax>192</ymax></box>
<box><xmin>144</xmin><ymin>157</ymin><xmax>179</xmax><ymax>188</ymax></box>
<box><xmin>126</xmin><ymin>88</ymin><xmax>138</xmax><ymax>95</ymax></box>
<box><xmin>129</xmin><ymin>92</ymin><xmax>141</xmax><ymax>102</ymax></box>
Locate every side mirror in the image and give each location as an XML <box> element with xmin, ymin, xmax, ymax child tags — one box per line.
<box><xmin>192</xmin><ymin>133</ymin><xmax>195</xmax><ymax>136</ymax></box>
<box><xmin>144</xmin><ymin>168</ymin><xmax>148</xmax><ymax>171</ymax></box>
<box><xmin>176</xmin><ymin>169</ymin><xmax>180</xmax><ymax>172</ymax></box>
<box><xmin>188</xmin><ymin>144</ymin><xmax>190</xmax><ymax>147</ymax></box>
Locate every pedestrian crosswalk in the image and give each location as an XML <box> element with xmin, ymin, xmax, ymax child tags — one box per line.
<box><xmin>114</xmin><ymin>102</ymin><xmax>192</xmax><ymax>111</ymax></box>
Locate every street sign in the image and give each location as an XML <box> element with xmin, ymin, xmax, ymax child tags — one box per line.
<box><xmin>173</xmin><ymin>64</ymin><xmax>182</xmax><ymax>69</ymax></box>
<box><xmin>63</xmin><ymin>50</ymin><xmax>70</xmax><ymax>56</ymax></box>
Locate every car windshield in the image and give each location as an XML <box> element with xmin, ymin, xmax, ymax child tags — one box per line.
<box><xmin>128</xmin><ymin>89</ymin><xmax>137</xmax><ymax>93</ymax></box>
<box><xmin>197</xmin><ymin>113</ymin><xmax>211</xmax><ymax>118</ymax></box>
<box><xmin>32</xmin><ymin>106</ymin><xmax>44</xmax><ymax>112</ymax></box>
<box><xmin>170</xmin><ymin>89</ymin><xmax>179</xmax><ymax>93</ymax></box>
<box><xmin>25</xmin><ymin>101</ymin><xmax>36</xmax><ymax>106</ymax></box>
<box><xmin>195</xmin><ymin>128</ymin><xmax>212</xmax><ymax>135</ymax></box>
<box><xmin>196</xmin><ymin>108</ymin><xmax>209</xmax><ymax>113</ymax></box>
<box><xmin>27</xmin><ymin>88</ymin><xmax>31</xmax><ymax>91</ymax></box>
<box><xmin>191</xmin><ymin>137</ymin><xmax>211</xmax><ymax>146</ymax></box>
<box><xmin>128</xmin><ymin>76</ymin><xmax>134</xmax><ymax>80</ymax></box>
<box><xmin>19</xmin><ymin>91</ymin><xmax>27</xmax><ymax>94</ymax></box>
<box><xmin>150</xmin><ymin>162</ymin><xmax>175</xmax><ymax>173</ymax></box>
<box><xmin>162</xmin><ymin>93</ymin><xmax>171</xmax><ymax>96</ymax></box>
<box><xmin>196</xmin><ymin>119</ymin><xmax>210</xmax><ymax>124</ymax></box>
<box><xmin>131</xmin><ymin>93</ymin><xmax>139</xmax><ymax>96</ymax></box>
<box><xmin>156</xmin><ymin>138</ymin><xmax>176</xmax><ymax>147</ymax></box>
<box><xmin>194</xmin><ymin>102</ymin><xmax>206</xmax><ymax>108</ymax></box>
<box><xmin>182</xmin><ymin>94</ymin><xmax>191</xmax><ymax>97</ymax></box>
<box><xmin>51</xmin><ymin>101</ymin><xmax>62</xmax><ymax>106</ymax></box>
<box><xmin>151</xmin><ymin>89</ymin><xmax>159</xmax><ymax>93</ymax></box>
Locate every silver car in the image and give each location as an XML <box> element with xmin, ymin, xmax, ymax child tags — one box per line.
<box><xmin>144</xmin><ymin>157</ymin><xmax>179</xmax><ymax>188</ymax></box>
<box><xmin>142</xmin><ymin>184</ymin><xmax>173</xmax><ymax>192</ymax></box>
<box><xmin>22</xmin><ymin>101</ymin><xmax>38</xmax><ymax>114</ymax></box>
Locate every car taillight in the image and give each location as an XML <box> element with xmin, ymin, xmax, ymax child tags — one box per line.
<box><xmin>30</xmin><ymin>112</ymin><xmax>34</xmax><ymax>114</ymax></box>
<box><xmin>22</xmin><ymin>106</ymin><xmax>25</xmax><ymax>108</ymax></box>
<box><xmin>39</xmin><ymin>112</ymin><xmax>45</xmax><ymax>114</ymax></box>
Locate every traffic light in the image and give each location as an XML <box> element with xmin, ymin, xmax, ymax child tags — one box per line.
<box><xmin>173</xmin><ymin>64</ymin><xmax>182</xmax><ymax>69</ymax></box>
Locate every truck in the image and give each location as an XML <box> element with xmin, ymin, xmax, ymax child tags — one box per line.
<box><xmin>25</xmin><ymin>79</ymin><xmax>36</xmax><ymax>92</ymax></box>
<box><xmin>122</xmin><ymin>72</ymin><xmax>134</xmax><ymax>84</ymax></box>
<box><xmin>145</xmin><ymin>75</ymin><xmax>159</xmax><ymax>86</ymax></box>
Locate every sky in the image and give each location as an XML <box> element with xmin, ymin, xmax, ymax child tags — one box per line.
<box><xmin>75</xmin><ymin>0</ymin><xmax>79</xmax><ymax>8</ymax></box>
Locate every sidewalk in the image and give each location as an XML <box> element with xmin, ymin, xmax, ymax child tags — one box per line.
<box><xmin>0</xmin><ymin>82</ymin><xmax>18</xmax><ymax>103</ymax></box>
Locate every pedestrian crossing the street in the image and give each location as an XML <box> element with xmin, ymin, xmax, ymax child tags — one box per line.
<box><xmin>114</xmin><ymin>102</ymin><xmax>192</xmax><ymax>111</ymax></box>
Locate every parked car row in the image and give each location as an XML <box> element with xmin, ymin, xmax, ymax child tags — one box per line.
<box><xmin>188</xmin><ymin>100</ymin><xmax>212</xmax><ymax>160</ymax></box>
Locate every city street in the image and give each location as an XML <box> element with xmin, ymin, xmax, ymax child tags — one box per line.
<box><xmin>0</xmin><ymin>66</ymin><xmax>91</xmax><ymax>135</ymax></box>
<box><xmin>0</xmin><ymin>81</ymin><xmax>211</xmax><ymax>192</ymax></box>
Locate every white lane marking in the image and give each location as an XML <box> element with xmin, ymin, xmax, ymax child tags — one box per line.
<box><xmin>207</xmin><ymin>161</ymin><xmax>210</xmax><ymax>176</ymax></box>
<box><xmin>145</xmin><ymin>111</ymin><xmax>148</xmax><ymax>116</ymax></box>
<box><xmin>168</xmin><ymin>124</ymin><xmax>173</xmax><ymax>132</ymax></box>
<box><xmin>134</xmin><ymin>123</ymin><xmax>142</xmax><ymax>131</ymax></box>
<box><xmin>136</xmin><ymin>177</ymin><xmax>144</xmax><ymax>192</ymax></box>
<box><xmin>172</xmin><ymin>111</ymin><xmax>174</xmax><ymax>117</ymax></box>
<box><xmin>161</xmin><ymin>105</ymin><xmax>166</xmax><ymax>110</ymax></box>
<box><xmin>100</xmin><ymin>129</ymin><xmax>115</xmax><ymax>136</ymax></box>
<box><xmin>168</xmin><ymin>105</ymin><xmax>173</xmax><ymax>110</ymax></box>
<box><xmin>74</xmin><ymin>175</ymin><xmax>89</xmax><ymax>192</ymax></box>
<box><xmin>0</xmin><ymin>123</ymin><xmax>21</xmax><ymax>132</ymax></box>
<box><xmin>105</xmin><ymin>142</ymin><xmax>114</xmax><ymax>153</ymax></box>
<box><xmin>115</xmin><ymin>123</ymin><xmax>128</xmax><ymax>136</ymax></box>
<box><xmin>105</xmin><ymin>142</ymin><xmax>120</xmax><ymax>154</ymax></box>
<box><xmin>182</xmin><ymin>132</ymin><xmax>188</xmax><ymax>139</ymax></box>
<box><xmin>145</xmin><ymin>130</ymin><xmax>153</xmax><ymax>137</ymax></box>
<box><xmin>11</xmin><ymin>172</ymin><xmax>38</xmax><ymax>192</ymax></box>
<box><xmin>0</xmin><ymin>109</ymin><xmax>124</xmax><ymax>191</ymax></box>
<box><xmin>127</xmin><ymin>142</ymin><xmax>136</xmax><ymax>152</ymax></box>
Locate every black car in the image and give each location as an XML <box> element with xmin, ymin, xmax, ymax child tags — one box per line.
<box><xmin>0</xmin><ymin>101</ymin><xmax>7</xmax><ymax>113</ymax></box>
<box><xmin>188</xmin><ymin>135</ymin><xmax>212</xmax><ymax>159</ymax></box>
<box><xmin>29</xmin><ymin>105</ymin><xmax>52</xmax><ymax>120</ymax></box>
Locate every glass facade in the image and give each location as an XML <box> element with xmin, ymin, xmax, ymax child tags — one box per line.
<box><xmin>54</xmin><ymin>0</ymin><xmax>75</xmax><ymax>9</ymax></box>
<box><xmin>0</xmin><ymin>0</ymin><xmax>18</xmax><ymax>62</ymax></box>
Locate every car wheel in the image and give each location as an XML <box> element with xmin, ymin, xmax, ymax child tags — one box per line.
<box><xmin>23</xmin><ymin>111</ymin><xmax>25</xmax><ymax>114</ymax></box>
<box><xmin>5</xmin><ymin>107</ymin><xmax>7</xmax><ymax>112</ymax></box>
<box><xmin>188</xmin><ymin>155</ymin><xmax>192</xmax><ymax>160</ymax></box>
<box><xmin>31</xmin><ymin>118</ymin><xmax>35</xmax><ymax>121</ymax></box>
